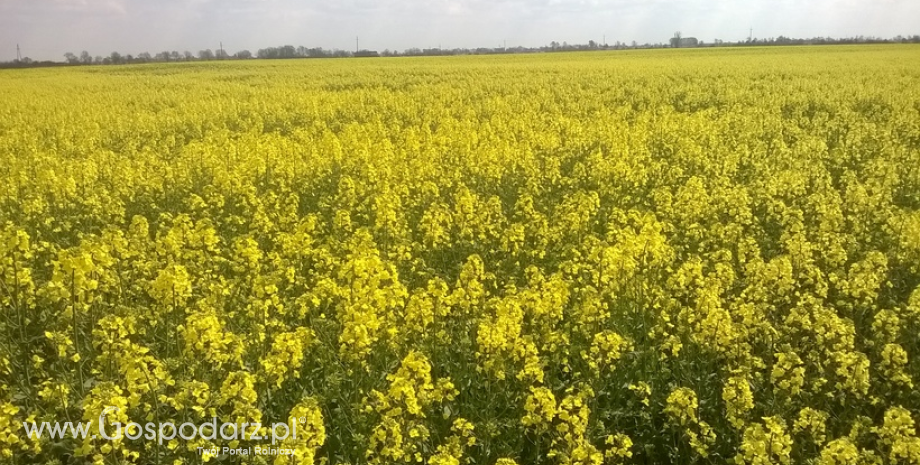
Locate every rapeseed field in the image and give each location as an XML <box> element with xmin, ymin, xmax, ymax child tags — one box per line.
<box><xmin>1</xmin><ymin>45</ymin><xmax>919</xmax><ymax>464</ymax></box>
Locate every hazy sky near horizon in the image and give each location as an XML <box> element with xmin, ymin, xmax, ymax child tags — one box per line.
<box><xmin>1</xmin><ymin>0</ymin><xmax>917</xmax><ymax>61</ymax></box>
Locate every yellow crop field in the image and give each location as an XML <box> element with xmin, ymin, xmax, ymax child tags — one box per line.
<box><xmin>2</xmin><ymin>45</ymin><xmax>920</xmax><ymax>465</ymax></box>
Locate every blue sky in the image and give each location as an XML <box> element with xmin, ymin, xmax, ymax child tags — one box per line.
<box><xmin>2</xmin><ymin>0</ymin><xmax>918</xmax><ymax>61</ymax></box>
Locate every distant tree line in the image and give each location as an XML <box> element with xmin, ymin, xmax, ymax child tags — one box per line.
<box><xmin>255</xmin><ymin>45</ymin><xmax>354</xmax><ymax>58</ymax></box>
<box><xmin>732</xmin><ymin>35</ymin><xmax>920</xmax><ymax>46</ymax></box>
<box><xmin>1</xmin><ymin>48</ymin><xmax>246</xmax><ymax>69</ymax></box>
<box><xmin>3</xmin><ymin>34</ymin><xmax>919</xmax><ymax>69</ymax></box>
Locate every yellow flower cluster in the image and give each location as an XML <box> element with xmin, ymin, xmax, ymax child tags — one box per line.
<box><xmin>262</xmin><ymin>327</ymin><xmax>315</xmax><ymax>387</ymax></box>
<box><xmin>723</xmin><ymin>372</ymin><xmax>755</xmax><ymax>430</ymax></box>
<box><xmin>736</xmin><ymin>417</ymin><xmax>793</xmax><ymax>465</ymax></box>
<box><xmin>876</xmin><ymin>407</ymin><xmax>920</xmax><ymax>464</ymax></box>
<box><xmin>583</xmin><ymin>330</ymin><xmax>631</xmax><ymax>374</ymax></box>
<box><xmin>276</xmin><ymin>398</ymin><xmax>326</xmax><ymax>465</ymax></box>
<box><xmin>366</xmin><ymin>351</ymin><xmax>457</xmax><ymax>463</ymax></box>
<box><xmin>0</xmin><ymin>402</ymin><xmax>20</xmax><ymax>458</ymax></box>
<box><xmin>665</xmin><ymin>387</ymin><xmax>717</xmax><ymax>457</ymax></box>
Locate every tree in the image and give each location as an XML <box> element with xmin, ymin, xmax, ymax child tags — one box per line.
<box><xmin>671</xmin><ymin>31</ymin><xmax>682</xmax><ymax>48</ymax></box>
<box><xmin>198</xmin><ymin>49</ymin><xmax>214</xmax><ymax>60</ymax></box>
<box><xmin>588</xmin><ymin>40</ymin><xmax>597</xmax><ymax>49</ymax></box>
<box><xmin>234</xmin><ymin>50</ymin><xmax>252</xmax><ymax>59</ymax></box>
<box><xmin>110</xmin><ymin>51</ymin><xmax>123</xmax><ymax>64</ymax></box>
<box><xmin>64</xmin><ymin>52</ymin><xmax>78</xmax><ymax>64</ymax></box>
<box><xmin>257</xmin><ymin>47</ymin><xmax>274</xmax><ymax>59</ymax></box>
<box><xmin>137</xmin><ymin>52</ymin><xmax>152</xmax><ymax>62</ymax></box>
<box><xmin>80</xmin><ymin>51</ymin><xmax>92</xmax><ymax>64</ymax></box>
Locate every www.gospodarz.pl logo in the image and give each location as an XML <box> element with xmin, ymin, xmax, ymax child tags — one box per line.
<box><xmin>22</xmin><ymin>406</ymin><xmax>302</xmax><ymax>452</ymax></box>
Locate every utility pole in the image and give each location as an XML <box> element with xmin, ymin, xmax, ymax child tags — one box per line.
<box><xmin>16</xmin><ymin>44</ymin><xmax>21</xmax><ymax>61</ymax></box>
<box><xmin>220</xmin><ymin>41</ymin><xmax>224</xmax><ymax>58</ymax></box>
<box><xmin>356</xmin><ymin>36</ymin><xmax>359</xmax><ymax>52</ymax></box>
<box><xmin>749</xmin><ymin>27</ymin><xmax>753</xmax><ymax>42</ymax></box>
<box><xmin>603</xmin><ymin>34</ymin><xmax>606</xmax><ymax>47</ymax></box>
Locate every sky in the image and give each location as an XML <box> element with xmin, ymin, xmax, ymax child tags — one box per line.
<box><xmin>1</xmin><ymin>0</ymin><xmax>918</xmax><ymax>61</ymax></box>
